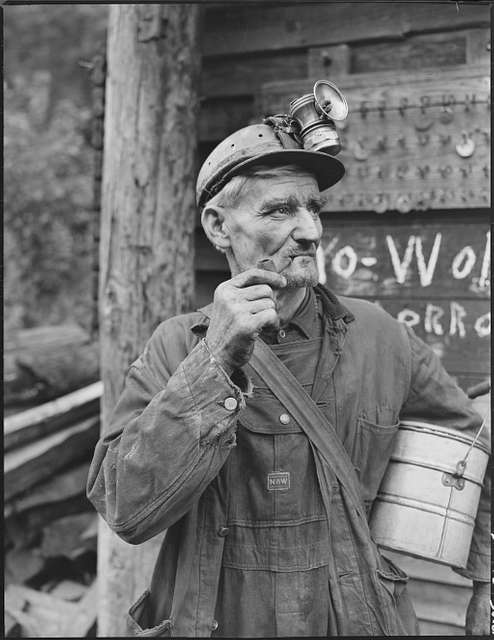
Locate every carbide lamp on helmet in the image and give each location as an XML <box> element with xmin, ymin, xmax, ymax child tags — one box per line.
<box><xmin>196</xmin><ymin>79</ymin><xmax>348</xmax><ymax>210</ymax></box>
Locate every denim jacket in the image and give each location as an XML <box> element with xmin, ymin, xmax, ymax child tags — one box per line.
<box><xmin>87</xmin><ymin>288</ymin><xmax>489</xmax><ymax>637</ymax></box>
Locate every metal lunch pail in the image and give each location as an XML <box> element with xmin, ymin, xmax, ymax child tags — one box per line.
<box><xmin>369</xmin><ymin>420</ymin><xmax>489</xmax><ymax>567</ymax></box>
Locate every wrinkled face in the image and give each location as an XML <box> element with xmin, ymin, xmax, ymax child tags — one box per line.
<box><xmin>224</xmin><ymin>172</ymin><xmax>324</xmax><ymax>288</ymax></box>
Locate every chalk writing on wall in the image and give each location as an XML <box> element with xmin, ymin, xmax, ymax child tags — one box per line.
<box><xmin>319</xmin><ymin>227</ymin><xmax>491</xmax><ymax>342</ymax></box>
<box><xmin>385</xmin><ymin>301</ymin><xmax>490</xmax><ymax>339</ymax></box>
<box><xmin>322</xmin><ymin>231</ymin><xmax>490</xmax><ymax>292</ymax></box>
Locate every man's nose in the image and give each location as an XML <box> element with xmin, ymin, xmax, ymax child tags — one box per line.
<box><xmin>292</xmin><ymin>208</ymin><xmax>322</xmax><ymax>243</ymax></box>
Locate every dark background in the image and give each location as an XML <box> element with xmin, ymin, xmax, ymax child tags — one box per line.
<box><xmin>4</xmin><ymin>5</ymin><xmax>107</xmax><ymax>332</ymax></box>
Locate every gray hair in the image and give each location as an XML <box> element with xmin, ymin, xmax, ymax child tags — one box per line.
<box><xmin>203</xmin><ymin>164</ymin><xmax>316</xmax><ymax>212</ymax></box>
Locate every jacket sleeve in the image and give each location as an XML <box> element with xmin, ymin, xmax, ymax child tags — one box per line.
<box><xmin>86</xmin><ymin>319</ymin><xmax>246</xmax><ymax>544</ymax></box>
<box><xmin>399</xmin><ymin>325</ymin><xmax>490</xmax><ymax>582</ymax></box>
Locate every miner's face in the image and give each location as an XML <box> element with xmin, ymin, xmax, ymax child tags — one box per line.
<box><xmin>224</xmin><ymin>171</ymin><xmax>324</xmax><ymax>288</ymax></box>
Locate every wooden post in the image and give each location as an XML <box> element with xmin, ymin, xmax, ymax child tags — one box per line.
<box><xmin>98</xmin><ymin>5</ymin><xmax>201</xmax><ymax>635</ymax></box>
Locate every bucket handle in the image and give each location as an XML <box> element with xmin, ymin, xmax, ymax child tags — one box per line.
<box><xmin>460</xmin><ymin>377</ymin><xmax>490</xmax><ymax>472</ymax></box>
<box><xmin>455</xmin><ymin>419</ymin><xmax>486</xmax><ymax>475</ymax></box>
<box><xmin>442</xmin><ymin>379</ymin><xmax>489</xmax><ymax>489</ymax></box>
<box><xmin>441</xmin><ymin>421</ymin><xmax>486</xmax><ymax>490</ymax></box>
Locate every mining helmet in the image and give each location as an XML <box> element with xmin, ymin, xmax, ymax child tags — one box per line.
<box><xmin>196</xmin><ymin>121</ymin><xmax>345</xmax><ymax>210</ymax></box>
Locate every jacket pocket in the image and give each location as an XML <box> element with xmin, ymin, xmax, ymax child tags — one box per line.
<box><xmin>240</xmin><ymin>394</ymin><xmax>304</xmax><ymax>434</ymax></box>
<box><xmin>127</xmin><ymin>590</ymin><xmax>172</xmax><ymax>637</ymax></box>
<box><xmin>375</xmin><ymin>554</ymin><xmax>418</xmax><ymax>635</ymax></box>
<box><xmin>376</xmin><ymin>554</ymin><xmax>409</xmax><ymax>604</ymax></box>
<box><xmin>355</xmin><ymin>416</ymin><xmax>399</xmax><ymax>507</ymax></box>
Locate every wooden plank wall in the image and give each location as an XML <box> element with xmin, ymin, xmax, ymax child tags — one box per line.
<box><xmin>260</xmin><ymin>64</ymin><xmax>490</xmax><ymax>212</ymax></box>
<box><xmin>197</xmin><ymin>3</ymin><xmax>490</xmax><ymax>635</ymax></box>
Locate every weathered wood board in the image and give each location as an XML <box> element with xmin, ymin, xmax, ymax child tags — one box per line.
<box><xmin>201</xmin><ymin>50</ymin><xmax>307</xmax><ymax>99</ymax></box>
<box><xmin>257</xmin><ymin>62</ymin><xmax>490</xmax><ymax>99</ymax></box>
<box><xmin>46</xmin><ymin>579</ymin><xmax>89</xmax><ymax>602</ymax></box>
<box><xmin>4</xmin><ymin>324</ymin><xmax>90</xmax><ymax>354</ymax></box>
<box><xmin>40</xmin><ymin>512</ymin><xmax>97</xmax><ymax>559</ymax></box>
<box><xmin>348</xmin><ymin>28</ymin><xmax>490</xmax><ymax>73</ymax></box>
<box><xmin>4</xmin><ymin>583</ymin><xmax>97</xmax><ymax>638</ymax></box>
<box><xmin>4</xmin><ymin>381</ymin><xmax>102</xmax><ymax>451</ymax></box>
<box><xmin>4</xmin><ymin>324</ymin><xmax>97</xmax><ymax>406</ymax></box>
<box><xmin>4</xmin><ymin>461</ymin><xmax>91</xmax><ymax>519</ymax></box>
<box><xmin>309</xmin><ymin>28</ymin><xmax>490</xmax><ymax>78</ymax></box>
<box><xmin>5</xmin><ymin>496</ymin><xmax>94</xmax><ymax>553</ymax></box>
<box><xmin>374</xmin><ymin>299</ymin><xmax>490</xmax><ymax>375</ymax></box>
<box><xmin>202</xmin><ymin>3</ymin><xmax>489</xmax><ymax>57</ymax></box>
<box><xmin>4</xmin><ymin>416</ymin><xmax>100</xmax><ymax>501</ymax></box>
<box><xmin>320</xmin><ymin>222</ymin><xmax>490</xmax><ymax>299</ymax></box>
<box><xmin>261</xmin><ymin>64</ymin><xmax>490</xmax><ymax>212</ymax></box>
<box><xmin>200</xmin><ymin>28</ymin><xmax>490</xmax><ymax>101</ymax></box>
<box><xmin>198</xmin><ymin>25</ymin><xmax>489</xmax><ymax>145</ymax></box>
<box><xmin>5</xmin><ymin>338</ymin><xmax>100</xmax><ymax>407</ymax></box>
<box><xmin>5</xmin><ymin>584</ymin><xmax>80</xmax><ymax>637</ymax></box>
<box><xmin>5</xmin><ymin>547</ymin><xmax>45</xmax><ymax>585</ymax></box>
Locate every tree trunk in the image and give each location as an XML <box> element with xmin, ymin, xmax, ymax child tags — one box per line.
<box><xmin>98</xmin><ymin>5</ymin><xmax>200</xmax><ymax>635</ymax></box>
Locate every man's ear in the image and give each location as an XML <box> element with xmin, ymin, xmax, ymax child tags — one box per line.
<box><xmin>201</xmin><ymin>204</ymin><xmax>231</xmax><ymax>252</ymax></box>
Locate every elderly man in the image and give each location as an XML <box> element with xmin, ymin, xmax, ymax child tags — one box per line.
<box><xmin>87</xmin><ymin>119</ymin><xmax>489</xmax><ymax>637</ymax></box>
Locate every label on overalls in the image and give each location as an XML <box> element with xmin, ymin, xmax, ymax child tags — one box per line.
<box><xmin>267</xmin><ymin>471</ymin><xmax>290</xmax><ymax>491</ymax></box>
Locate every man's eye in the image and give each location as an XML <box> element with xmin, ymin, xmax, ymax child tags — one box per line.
<box><xmin>275</xmin><ymin>206</ymin><xmax>290</xmax><ymax>215</ymax></box>
<box><xmin>307</xmin><ymin>205</ymin><xmax>321</xmax><ymax>217</ymax></box>
<box><xmin>265</xmin><ymin>206</ymin><xmax>290</xmax><ymax>216</ymax></box>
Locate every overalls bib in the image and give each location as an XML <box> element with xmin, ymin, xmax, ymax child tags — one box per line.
<box><xmin>213</xmin><ymin>337</ymin><xmax>333</xmax><ymax>637</ymax></box>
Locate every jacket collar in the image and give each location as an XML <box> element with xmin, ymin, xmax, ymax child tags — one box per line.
<box><xmin>314</xmin><ymin>284</ymin><xmax>355</xmax><ymax>324</ymax></box>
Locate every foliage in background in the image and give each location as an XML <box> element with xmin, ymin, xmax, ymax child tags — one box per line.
<box><xmin>4</xmin><ymin>6</ymin><xmax>107</xmax><ymax>332</ymax></box>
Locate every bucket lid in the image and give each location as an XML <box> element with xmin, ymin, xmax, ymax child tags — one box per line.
<box><xmin>399</xmin><ymin>420</ymin><xmax>490</xmax><ymax>455</ymax></box>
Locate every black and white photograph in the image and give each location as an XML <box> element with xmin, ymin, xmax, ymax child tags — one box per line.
<box><xmin>4</xmin><ymin>2</ymin><xmax>492</xmax><ymax>637</ymax></box>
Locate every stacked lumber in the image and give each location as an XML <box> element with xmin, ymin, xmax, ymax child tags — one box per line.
<box><xmin>4</xmin><ymin>382</ymin><xmax>103</xmax><ymax>638</ymax></box>
<box><xmin>5</xmin><ymin>582</ymin><xmax>98</xmax><ymax>638</ymax></box>
<box><xmin>4</xmin><ymin>324</ymin><xmax>99</xmax><ymax>408</ymax></box>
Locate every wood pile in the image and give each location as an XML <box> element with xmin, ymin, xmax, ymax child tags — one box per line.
<box><xmin>4</xmin><ymin>381</ymin><xmax>103</xmax><ymax>638</ymax></box>
<box><xmin>4</xmin><ymin>324</ymin><xmax>99</xmax><ymax>409</ymax></box>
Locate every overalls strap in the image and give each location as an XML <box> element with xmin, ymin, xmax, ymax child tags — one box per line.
<box><xmin>248</xmin><ymin>337</ymin><xmax>366</xmax><ymax>520</ymax></box>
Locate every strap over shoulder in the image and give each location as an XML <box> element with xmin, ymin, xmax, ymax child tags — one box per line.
<box><xmin>247</xmin><ymin>337</ymin><xmax>366</xmax><ymax>519</ymax></box>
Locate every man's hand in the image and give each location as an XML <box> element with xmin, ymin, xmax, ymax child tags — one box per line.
<box><xmin>465</xmin><ymin>581</ymin><xmax>490</xmax><ymax>636</ymax></box>
<box><xmin>206</xmin><ymin>268</ymin><xmax>287</xmax><ymax>372</ymax></box>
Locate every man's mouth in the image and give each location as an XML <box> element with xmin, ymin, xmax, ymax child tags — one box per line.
<box><xmin>266</xmin><ymin>251</ymin><xmax>316</xmax><ymax>273</ymax></box>
<box><xmin>290</xmin><ymin>252</ymin><xmax>316</xmax><ymax>259</ymax></box>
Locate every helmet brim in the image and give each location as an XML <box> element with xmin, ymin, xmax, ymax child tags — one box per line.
<box><xmin>199</xmin><ymin>149</ymin><xmax>345</xmax><ymax>209</ymax></box>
